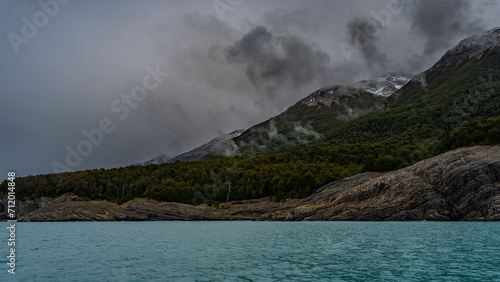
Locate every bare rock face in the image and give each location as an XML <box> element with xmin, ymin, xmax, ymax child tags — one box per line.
<box><xmin>0</xmin><ymin>197</ymin><xmax>51</xmax><ymax>220</ymax></box>
<box><xmin>107</xmin><ymin>198</ymin><xmax>219</xmax><ymax>221</ymax></box>
<box><xmin>16</xmin><ymin>194</ymin><xmax>118</xmax><ymax>221</ymax></box>
<box><xmin>11</xmin><ymin>146</ymin><xmax>500</xmax><ymax>222</ymax></box>
<box><xmin>105</xmin><ymin>197</ymin><xmax>297</xmax><ymax>221</ymax></box>
<box><xmin>276</xmin><ymin>146</ymin><xmax>500</xmax><ymax>221</ymax></box>
<box><xmin>297</xmin><ymin>85</ymin><xmax>374</xmax><ymax>108</ymax></box>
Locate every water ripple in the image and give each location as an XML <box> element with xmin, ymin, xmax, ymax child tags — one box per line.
<box><xmin>0</xmin><ymin>221</ymin><xmax>499</xmax><ymax>281</ymax></box>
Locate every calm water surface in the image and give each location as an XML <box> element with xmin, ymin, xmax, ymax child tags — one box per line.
<box><xmin>1</xmin><ymin>221</ymin><xmax>499</xmax><ymax>281</ymax></box>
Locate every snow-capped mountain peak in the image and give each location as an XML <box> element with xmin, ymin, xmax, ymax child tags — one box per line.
<box><xmin>437</xmin><ymin>26</ymin><xmax>500</xmax><ymax>65</ymax></box>
<box><xmin>355</xmin><ymin>72</ymin><xmax>413</xmax><ymax>97</ymax></box>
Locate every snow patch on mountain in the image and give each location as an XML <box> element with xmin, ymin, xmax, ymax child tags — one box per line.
<box><xmin>133</xmin><ymin>129</ymin><xmax>246</xmax><ymax>166</ymax></box>
<box><xmin>298</xmin><ymin>85</ymin><xmax>367</xmax><ymax>107</ymax></box>
<box><xmin>355</xmin><ymin>72</ymin><xmax>413</xmax><ymax>97</ymax></box>
<box><xmin>168</xmin><ymin>129</ymin><xmax>246</xmax><ymax>163</ymax></box>
<box><xmin>437</xmin><ymin>26</ymin><xmax>500</xmax><ymax>65</ymax></box>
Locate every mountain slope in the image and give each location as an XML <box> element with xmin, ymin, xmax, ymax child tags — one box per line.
<box><xmin>134</xmin><ymin>153</ymin><xmax>177</xmax><ymax>166</ymax></box>
<box><xmin>221</xmin><ymin>27</ymin><xmax>500</xmax><ymax>157</ymax></box>
<box><xmin>135</xmin><ymin>129</ymin><xmax>245</xmax><ymax>166</ymax></box>
<box><xmin>232</xmin><ymin>85</ymin><xmax>384</xmax><ymax>155</ymax></box>
<box><xmin>144</xmin><ymin>73</ymin><xmax>411</xmax><ymax>164</ymax></box>
<box><xmin>168</xmin><ymin>129</ymin><xmax>245</xmax><ymax>162</ymax></box>
<box><xmin>436</xmin><ymin>26</ymin><xmax>500</xmax><ymax>66</ymax></box>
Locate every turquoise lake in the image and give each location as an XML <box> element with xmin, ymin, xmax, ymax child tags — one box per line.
<box><xmin>1</xmin><ymin>221</ymin><xmax>499</xmax><ymax>281</ymax></box>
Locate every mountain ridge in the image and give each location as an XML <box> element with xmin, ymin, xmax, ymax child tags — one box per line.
<box><xmin>138</xmin><ymin>72</ymin><xmax>412</xmax><ymax>165</ymax></box>
<box><xmin>135</xmin><ymin>129</ymin><xmax>245</xmax><ymax>166</ymax></box>
<box><xmin>437</xmin><ymin>26</ymin><xmax>500</xmax><ymax>66</ymax></box>
<box><xmin>168</xmin><ymin>129</ymin><xmax>245</xmax><ymax>162</ymax></box>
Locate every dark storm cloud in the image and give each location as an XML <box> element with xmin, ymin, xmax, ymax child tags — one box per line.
<box><xmin>130</xmin><ymin>15</ymin><xmax>279</xmax><ymax>154</ymax></box>
<box><xmin>346</xmin><ymin>16</ymin><xmax>389</xmax><ymax>73</ymax></box>
<box><xmin>225</xmin><ymin>26</ymin><xmax>348</xmax><ymax>95</ymax></box>
<box><xmin>405</xmin><ymin>0</ymin><xmax>487</xmax><ymax>57</ymax></box>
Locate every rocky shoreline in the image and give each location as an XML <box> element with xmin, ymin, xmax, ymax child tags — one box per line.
<box><xmin>2</xmin><ymin>146</ymin><xmax>499</xmax><ymax>222</ymax></box>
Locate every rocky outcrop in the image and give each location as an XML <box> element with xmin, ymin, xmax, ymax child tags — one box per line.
<box><xmin>108</xmin><ymin>198</ymin><xmax>221</xmax><ymax>221</ymax></box>
<box><xmin>0</xmin><ymin>196</ymin><xmax>51</xmax><ymax>220</ymax></box>
<box><xmin>13</xmin><ymin>193</ymin><xmax>117</xmax><ymax>221</ymax></box>
<box><xmin>106</xmin><ymin>197</ymin><xmax>300</xmax><ymax>221</ymax></box>
<box><xmin>14</xmin><ymin>195</ymin><xmax>296</xmax><ymax>222</ymax></box>
<box><xmin>275</xmin><ymin>146</ymin><xmax>500</xmax><ymax>221</ymax></box>
<box><xmin>9</xmin><ymin>146</ymin><xmax>500</xmax><ymax>222</ymax></box>
<box><xmin>296</xmin><ymin>85</ymin><xmax>379</xmax><ymax>108</ymax></box>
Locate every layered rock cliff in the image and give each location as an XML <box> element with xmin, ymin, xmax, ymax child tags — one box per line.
<box><xmin>273</xmin><ymin>146</ymin><xmax>500</xmax><ymax>221</ymax></box>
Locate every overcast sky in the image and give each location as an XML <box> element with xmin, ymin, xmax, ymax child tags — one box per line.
<box><xmin>1</xmin><ymin>0</ymin><xmax>500</xmax><ymax>177</ymax></box>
